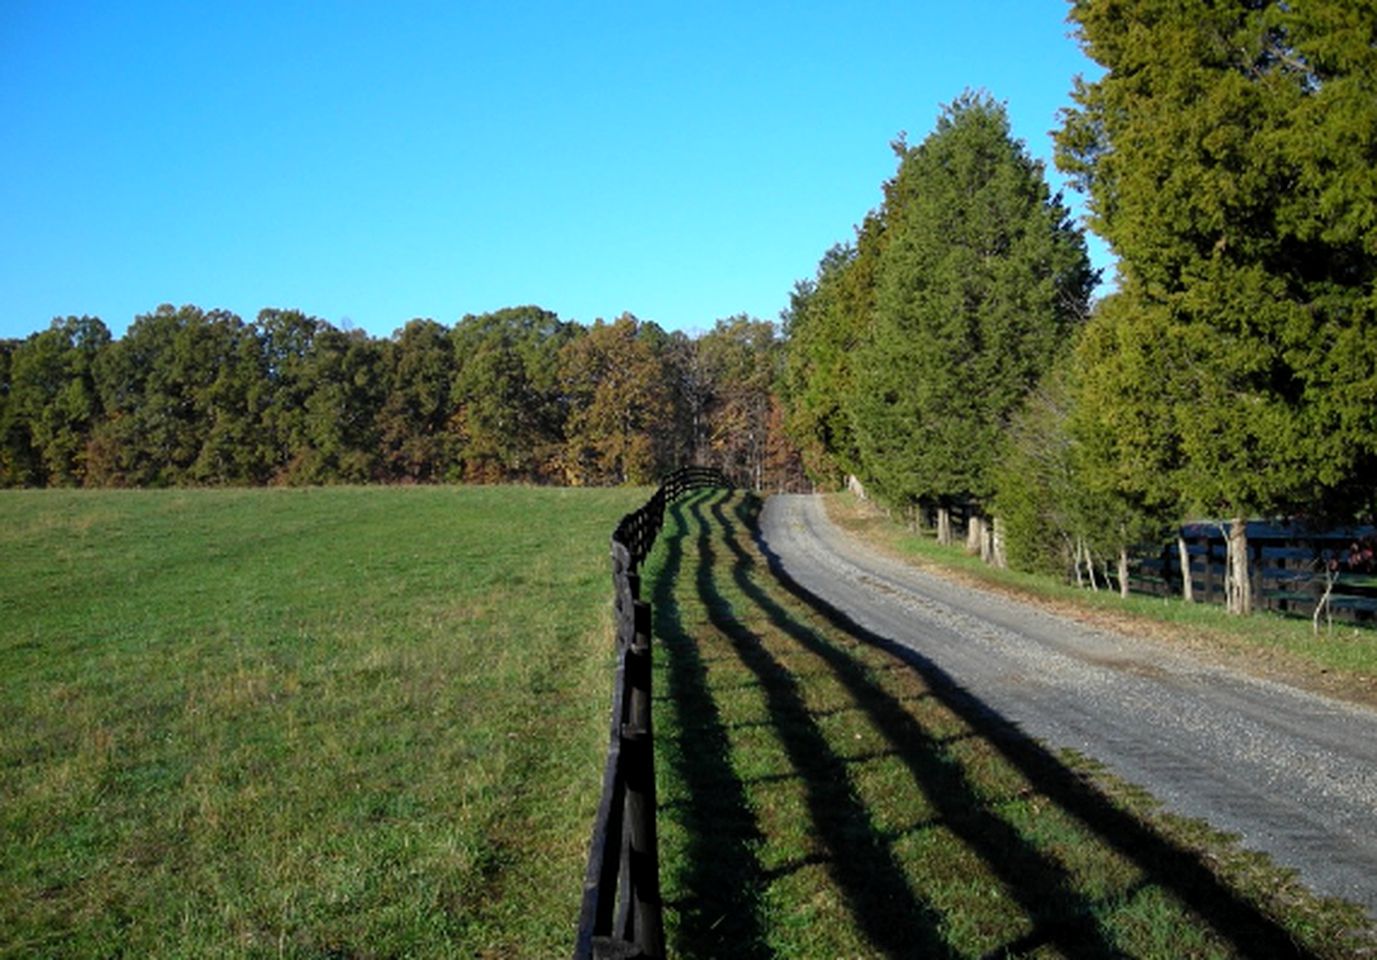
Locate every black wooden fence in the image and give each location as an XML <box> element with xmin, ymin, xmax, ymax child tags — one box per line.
<box><xmin>1132</xmin><ymin>521</ymin><xmax>1377</xmax><ymax>624</ymax></box>
<box><xmin>574</xmin><ymin>466</ymin><xmax>729</xmax><ymax>960</ymax></box>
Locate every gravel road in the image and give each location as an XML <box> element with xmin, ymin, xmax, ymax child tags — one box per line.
<box><xmin>758</xmin><ymin>494</ymin><xmax>1377</xmax><ymax>918</ymax></box>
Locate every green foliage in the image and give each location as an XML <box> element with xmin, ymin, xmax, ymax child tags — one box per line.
<box><xmin>87</xmin><ymin>305</ymin><xmax>263</xmax><ymax>487</ymax></box>
<box><xmin>993</xmin><ymin>361</ymin><xmax>1084</xmax><ymax>576</ymax></box>
<box><xmin>850</xmin><ymin>92</ymin><xmax>1094</xmax><ymax>510</ymax></box>
<box><xmin>255</xmin><ymin>310</ymin><xmax>387</xmax><ymax>485</ymax></box>
<box><xmin>995</xmin><ymin>311</ymin><xmax>1175</xmax><ymax>579</ymax></box>
<box><xmin>780</xmin><ymin>230</ymin><xmax>879</xmax><ymax>486</ymax></box>
<box><xmin>376</xmin><ymin>318</ymin><xmax>457</xmax><ymax>482</ymax></box>
<box><xmin>1</xmin><ymin>303</ymin><xmax>804</xmax><ymax>490</ymax></box>
<box><xmin>0</xmin><ymin>318</ymin><xmax>109</xmax><ymax>487</ymax></box>
<box><xmin>449</xmin><ymin>306</ymin><xmax>576</xmax><ymax>483</ymax></box>
<box><xmin>1057</xmin><ymin>0</ymin><xmax>1377</xmax><ymax>523</ymax></box>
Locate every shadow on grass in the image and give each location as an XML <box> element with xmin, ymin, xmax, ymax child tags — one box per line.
<box><xmin>652</xmin><ymin>496</ymin><xmax>771</xmax><ymax>959</ymax></box>
<box><xmin>707</xmin><ymin>493</ymin><xmax>1126</xmax><ymax>960</ymax></box>
<box><xmin>730</xmin><ymin>493</ymin><xmax>1320</xmax><ymax>960</ymax></box>
<box><xmin>686</xmin><ymin>491</ymin><xmax>953</xmax><ymax>959</ymax></box>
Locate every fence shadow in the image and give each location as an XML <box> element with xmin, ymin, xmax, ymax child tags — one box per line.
<box><xmin>729</xmin><ymin>494</ymin><xmax>1319</xmax><ymax>960</ymax></box>
<box><xmin>710</xmin><ymin>493</ymin><xmax>1132</xmax><ymax>959</ymax></box>
<box><xmin>684</xmin><ymin>491</ymin><xmax>954</xmax><ymax>958</ymax></box>
<box><xmin>651</xmin><ymin>496</ymin><xmax>772</xmax><ymax>959</ymax></box>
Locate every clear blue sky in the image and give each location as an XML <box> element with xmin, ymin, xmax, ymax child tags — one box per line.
<box><xmin>1</xmin><ymin>0</ymin><xmax>1109</xmax><ymax>342</ymax></box>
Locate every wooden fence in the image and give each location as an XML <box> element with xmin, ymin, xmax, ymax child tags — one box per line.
<box><xmin>1130</xmin><ymin>521</ymin><xmax>1377</xmax><ymax>624</ymax></box>
<box><xmin>574</xmin><ymin>466</ymin><xmax>730</xmax><ymax>960</ymax></box>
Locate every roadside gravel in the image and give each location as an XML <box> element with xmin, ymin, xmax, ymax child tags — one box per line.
<box><xmin>758</xmin><ymin>493</ymin><xmax>1377</xmax><ymax>918</ymax></box>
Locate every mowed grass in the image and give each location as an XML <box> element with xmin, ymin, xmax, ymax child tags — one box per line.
<box><xmin>648</xmin><ymin>489</ymin><xmax>1374</xmax><ymax>959</ymax></box>
<box><xmin>0</xmin><ymin>485</ymin><xmax>643</xmax><ymax>958</ymax></box>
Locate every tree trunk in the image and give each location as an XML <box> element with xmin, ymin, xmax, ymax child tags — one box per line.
<box><xmin>991</xmin><ymin>517</ymin><xmax>1007</xmax><ymax>569</ymax></box>
<box><xmin>936</xmin><ymin>505</ymin><xmax>952</xmax><ymax>546</ymax></box>
<box><xmin>1117</xmin><ymin>545</ymin><xmax>1130</xmax><ymax>599</ymax></box>
<box><xmin>966</xmin><ymin>515</ymin><xmax>984</xmax><ymax>555</ymax></box>
<box><xmin>1177</xmin><ymin>535</ymin><xmax>1194</xmax><ymax>602</ymax></box>
<box><xmin>1225</xmin><ymin>518</ymin><xmax>1252</xmax><ymax>615</ymax></box>
<box><xmin>1313</xmin><ymin>565</ymin><xmax>1337</xmax><ymax>636</ymax></box>
<box><xmin>979</xmin><ymin>518</ymin><xmax>996</xmax><ymax>565</ymax></box>
<box><xmin>1084</xmin><ymin>541</ymin><xmax>1100</xmax><ymax>592</ymax></box>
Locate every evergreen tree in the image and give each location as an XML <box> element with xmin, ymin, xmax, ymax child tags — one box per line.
<box><xmin>1058</xmin><ymin>0</ymin><xmax>1377</xmax><ymax>612</ymax></box>
<box><xmin>851</xmin><ymin>92</ymin><xmax>1094</xmax><ymax>537</ymax></box>
<box><xmin>780</xmin><ymin>225</ymin><xmax>879</xmax><ymax>487</ymax></box>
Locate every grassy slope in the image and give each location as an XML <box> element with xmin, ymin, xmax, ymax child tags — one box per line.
<box><xmin>647</xmin><ymin>489</ymin><xmax>1374</xmax><ymax>959</ymax></box>
<box><xmin>0</xmin><ymin>485</ymin><xmax>641</xmax><ymax>958</ymax></box>
<box><xmin>823</xmin><ymin>493</ymin><xmax>1377</xmax><ymax>707</ymax></box>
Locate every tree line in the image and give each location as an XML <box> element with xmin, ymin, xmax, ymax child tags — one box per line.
<box><xmin>6</xmin><ymin>2</ymin><xmax>1372</xmax><ymax>617</ymax></box>
<box><xmin>0</xmin><ymin>306</ymin><xmax>805</xmax><ymax>492</ymax></box>
<box><xmin>779</xmin><ymin>0</ymin><xmax>1376</xmax><ymax>614</ymax></box>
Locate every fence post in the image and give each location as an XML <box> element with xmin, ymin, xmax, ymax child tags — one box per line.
<box><xmin>577</xmin><ymin>467</ymin><xmax>729</xmax><ymax>960</ymax></box>
<box><xmin>1201</xmin><ymin>536</ymin><xmax>1214</xmax><ymax>604</ymax></box>
<box><xmin>619</xmin><ymin>600</ymin><xmax>664</xmax><ymax>958</ymax></box>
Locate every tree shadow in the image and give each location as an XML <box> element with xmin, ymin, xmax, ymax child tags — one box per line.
<box><xmin>731</xmin><ymin>493</ymin><xmax>1320</xmax><ymax>960</ymax></box>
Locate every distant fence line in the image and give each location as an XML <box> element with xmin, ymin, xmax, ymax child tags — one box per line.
<box><xmin>905</xmin><ymin>497</ymin><xmax>1376</xmax><ymax>623</ymax></box>
<box><xmin>1133</xmin><ymin>521</ymin><xmax>1377</xmax><ymax>624</ymax></box>
<box><xmin>574</xmin><ymin>466</ymin><xmax>730</xmax><ymax>960</ymax></box>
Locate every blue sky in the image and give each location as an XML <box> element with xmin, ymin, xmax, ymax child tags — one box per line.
<box><xmin>1</xmin><ymin>1</ymin><xmax>1108</xmax><ymax>341</ymax></box>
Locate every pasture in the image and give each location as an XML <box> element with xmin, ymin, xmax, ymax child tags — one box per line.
<box><xmin>0</xmin><ymin>485</ymin><xmax>641</xmax><ymax>957</ymax></box>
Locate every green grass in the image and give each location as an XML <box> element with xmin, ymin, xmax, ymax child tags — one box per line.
<box><xmin>0</xmin><ymin>485</ymin><xmax>643</xmax><ymax>958</ymax></box>
<box><xmin>647</xmin><ymin>489</ymin><xmax>1375</xmax><ymax>959</ymax></box>
<box><xmin>824</xmin><ymin>493</ymin><xmax>1377</xmax><ymax>691</ymax></box>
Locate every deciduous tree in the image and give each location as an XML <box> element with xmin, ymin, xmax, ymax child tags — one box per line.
<box><xmin>559</xmin><ymin>315</ymin><xmax>676</xmax><ymax>485</ymax></box>
<box><xmin>0</xmin><ymin>317</ymin><xmax>109</xmax><ymax>486</ymax></box>
<box><xmin>449</xmin><ymin>306</ymin><xmax>575</xmax><ymax>483</ymax></box>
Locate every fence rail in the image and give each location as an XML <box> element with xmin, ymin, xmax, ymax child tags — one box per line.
<box><xmin>574</xmin><ymin>466</ymin><xmax>729</xmax><ymax>960</ymax></box>
<box><xmin>1132</xmin><ymin>521</ymin><xmax>1377</xmax><ymax>623</ymax></box>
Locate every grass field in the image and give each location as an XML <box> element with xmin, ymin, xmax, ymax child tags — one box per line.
<box><xmin>8</xmin><ymin>483</ymin><xmax>1374</xmax><ymax>958</ymax></box>
<box><xmin>647</xmin><ymin>489</ymin><xmax>1374</xmax><ymax>959</ymax></box>
<box><xmin>0</xmin><ymin>485</ymin><xmax>642</xmax><ymax>958</ymax></box>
